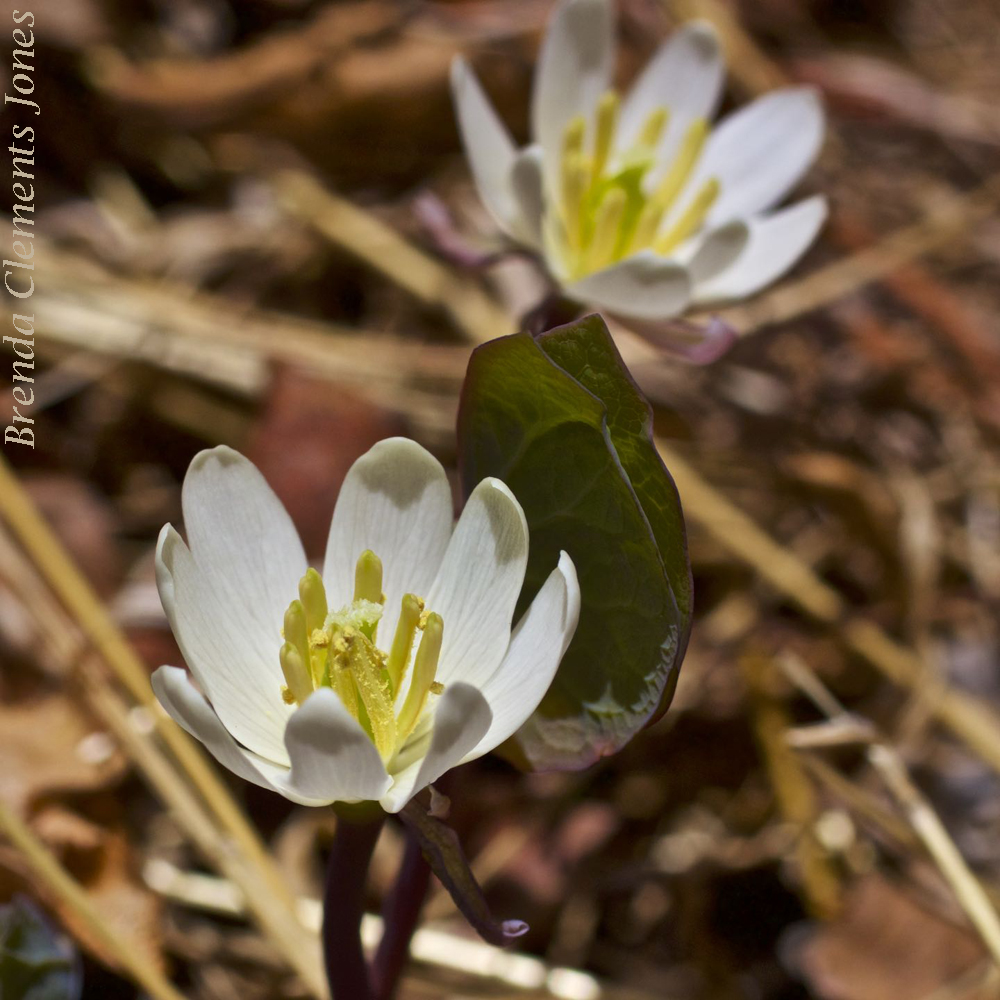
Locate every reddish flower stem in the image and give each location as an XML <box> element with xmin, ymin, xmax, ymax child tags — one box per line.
<box><xmin>323</xmin><ymin>809</ymin><xmax>384</xmax><ymax>1000</ymax></box>
<box><xmin>371</xmin><ymin>831</ymin><xmax>432</xmax><ymax>1000</ymax></box>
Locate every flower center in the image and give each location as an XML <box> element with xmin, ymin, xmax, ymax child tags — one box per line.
<box><xmin>279</xmin><ymin>551</ymin><xmax>444</xmax><ymax>762</ymax></box>
<box><xmin>553</xmin><ymin>90</ymin><xmax>720</xmax><ymax>280</ymax></box>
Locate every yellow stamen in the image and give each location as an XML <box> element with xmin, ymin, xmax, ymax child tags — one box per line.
<box><xmin>280</xmin><ymin>641</ymin><xmax>312</xmax><ymax>705</ymax></box>
<box><xmin>332</xmin><ymin>626</ymin><xmax>396</xmax><ymax>759</ymax></box>
<box><xmin>299</xmin><ymin>568</ymin><xmax>327</xmax><ymax>634</ymax></box>
<box><xmin>653</xmin><ymin>118</ymin><xmax>708</xmax><ymax>213</ymax></box>
<box><xmin>583</xmin><ymin>188</ymin><xmax>626</xmax><ymax>274</ymax></box>
<box><xmin>284</xmin><ymin>600</ymin><xmax>308</xmax><ymax>661</ymax></box>
<box><xmin>560</xmin><ymin>116</ymin><xmax>588</xmax><ymax>250</ymax></box>
<box><xmin>562</xmin><ymin>114</ymin><xmax>586</xmax><ymax>164</ymax></box>
<box><xmin>592</xmin><ymin>90</ymin><xmax>619</xmax><ymax>182</ymax></box>
<box><xmin>353</xmin><ymin>549</ymin><xmax>383</xmax><ymax>604</ymax></box>
<box><xmin>396</xmin><ymin>613</ymin><xmax>443</xmax><ymax>742</ymax></box>
<box><xmin>656</xmin><ymin>176</ymin><xmax>720</xmax><ymax>254</ymax></box>
<box><xmin>629</xmin><ymin>198</ymin><xmax>667</xmax><ymax>253</ymax></box>
<box><xmin>278</xmin><ymin>551</ymin><xmax>451</xmax><ymax>762</ymax></box>
<box><xmin>561</xmin><ymin>152</ymin><xmax>588</xmax><ymax>250</ymax></box>
<box><xmin>386</xmin><ymin>593</ymin><xmax>423</xmax><ymax>697</ymax></box>
<box><xmin>638</xmin><ymin>106</ymin><xmax>669</xmax><ymax>150</ymax></box>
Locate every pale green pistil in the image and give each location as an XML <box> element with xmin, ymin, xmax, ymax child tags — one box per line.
<box><xmin>279</xmin><ymin>549</ymin><xmax>444</xmax><ymax>762</ymax></box>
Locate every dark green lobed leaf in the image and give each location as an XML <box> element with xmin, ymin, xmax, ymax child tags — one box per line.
<box><xmin>535</xmin><ymin>315</ymin><xmax>692</xmax><ymax>650</ymax></box>
<box><xmin>457</xmin><ymin>316</ymin><xmax>691</xmax><ymax>770</ymax></box>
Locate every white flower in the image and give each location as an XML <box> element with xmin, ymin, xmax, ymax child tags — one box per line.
<box><xmin>451</xmin><ymin>0</ymin><xmax>827</xmax><ymax>321</ymax></box>
<box><xmin>151</xmin><ymin>439</ymin><xmax>580</xmax><ymax>813</ymax></box>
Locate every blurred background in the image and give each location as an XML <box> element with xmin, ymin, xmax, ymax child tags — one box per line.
<box><xmin>4</xmin><ymin>0</ymin><xmax>1000</xmax><ymax>998</ymax></box>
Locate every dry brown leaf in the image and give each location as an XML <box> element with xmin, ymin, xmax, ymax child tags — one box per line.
<box><xmin>0</xmin><ymin>693</ymin><xmax>126</xmax><ymax>814</ymax></box>
<box><xmin>795</xmin><ymin>874</ymin><xmax>986</xmax><ymax>1000</ymax></box>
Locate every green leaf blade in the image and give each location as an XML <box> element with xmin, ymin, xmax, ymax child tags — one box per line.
<box><xmin>458</xmin><ymin>323</ymin><xmax>691</xmax><ymax>770</ymax></box>
<box><xmin>536</xmin><ymin>314</ymin><xmax>693</xmax><ymax>684</ymax></box>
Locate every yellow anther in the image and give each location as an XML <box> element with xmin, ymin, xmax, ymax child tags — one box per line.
<box><xmin>353</xmin><ymin>549</ymin><xmax>383</xmax><ymax>605</ymax></box>
<box><xmin>560</xmin><ymin>114</ymin><xmax>588</xmax><ymax>249</ymax></box>
<box><xmin>387</xmin><ymin>594</ymin><xmax>423</xmax><ymax>696</ymax></box>
<box><xmin>656</xmin><ymin>176</ymin><xmax>720</xmax><ymax>254</ymax></box>
<box><xmin>638</xmin><ymin>106</ymin><xmax>669</xmax><ymax>150</ymax></box>
<box><xmin>561</xmin><ymin>152</ymin><xmax>588</xmax><ymax>250</ymax></box>
<box><xmin>653</xmin><ymin>118</ymin><xmax>708</xmax><ymax>213</ymax></box>
<box><xmin>283</xmin><ymin>600</ymin><xmax>308</xmax><ymax>661</ymax></box>
<box><xmin>561</xmin><ymin>114</ymin><xmax>586</xmax><ymax>162</ymax></box>
<box><xmin>592</xmin><ymin>90</ymin><xmax>620</xmax><ymax>183</ymax></box>
<box><xmin>278</xmin><ymin>549</ymin><xmax>451</xmax><ymax>762</ymax></box>
<box><xmin>280</xmin><ymin>640</ymin><xmax>312</xmax><ymax>705</ymax></box>
<box><xmin>396</xmin><ymin>613</ymin><xmax>443</xmax><ymax>743</ymax></box>
<box><xmin>583</xmin><ymin>187</ymin><xmax>626</xmax><ymax>274</ymax></box>
<box><xmin>629</xmin><ymin>198</ymin><xmax>667</xmax><ymax>253</ymax></box>
<box><xmin>299</xmin><ymin>568</ymin><xmax>328</xmax><ymax>634</ymax></box>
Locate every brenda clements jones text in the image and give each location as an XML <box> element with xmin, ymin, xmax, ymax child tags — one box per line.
<box><xmin>4</xmin><ymin>8</ymin><xmax>35</xmax><ymax>449</ymax></box>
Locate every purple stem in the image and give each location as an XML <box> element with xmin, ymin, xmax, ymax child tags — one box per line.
<box><xmin>521</xmin><ymin>293</ymin><xmax>583</xmax><ymax>337</ymax></box>
<box><xmin>323</xmin><ymin>810</ymin><xmax>385</xmax><ymax>1000</ymax></box>
<box><xmin>371</xmin><ymin>831</ymin><xmax>432</xmax><ymax>1000</ymax></box>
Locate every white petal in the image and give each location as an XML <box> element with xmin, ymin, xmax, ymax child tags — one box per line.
<box><xmin>678</xmin><ymin>219</ymin><xmax>749</xmax><ymax>285</ymax></box>
<box><xmin>463</xmin><ymin>552</ymin><xmax>580</xmax><ymax>762</ymax></box>
<box><xmin>276</xmin><ymin>688</ymin><xmax>391</xmax><ymax>805</ymax></box>
<box><xmin>450</xmin><ymin>58</ymin><xmax>520</xmax><ymax>235</ymax></box>
<box><xmin>181</xmin><ymin>445</ymin><xmax>307</xmax><ymax>659</ymax></box>
<box><xmin>151</xmin><ymin>666</ymin><xmax>321</xmax><ymax>803</ymax></box>
<box><xmin>694</xmin><ymin>196</ymin><xmax>828</xmax><ymax>303</ymax></box>
<box><xmin>532</xmin><ymin>0</ymin><xmax>615</xmax><ymax>190</ymax></box>
<box><xmin>323</xmin><ymin>438</ymin><xmax>453</xmax><ymax>646</ymax></box>
<box><xmin>508</xmin><ymin>145</ymin><xmax>546</xmax><ymax>247</ymax></box>
<box><xmin>620</xmin><ymin>21</ymin><xmax>724</xmax><ymax>162</ymax></box>
<box><xmin>565</xmin><ymin>251</ymin><xmax>692</xmax><ymax>320</ymax></box>
<box><xmin>692</xmin><ymin>87</ymin><xmax>825</xmax><ymax>224</ymax></box>
<box><xmin>428</xmin><ymin>479</ymin><xmax>529</xmax><ymax>690</ymax></box>
<box><xmin>156</xmin><ymin>524</ymin><xmax>293</xmax><ymax>764</ymax></box>
<box><xmin>380</xmin><ymin>683</ymin><xmax>492</xmax><ymax>813</ymax></box>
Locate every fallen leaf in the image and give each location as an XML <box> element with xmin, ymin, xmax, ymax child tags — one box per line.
<box><xmin>794</xmin><ymin>874</ymin><xmax>986</xmax><ymax>1000</ymax></box>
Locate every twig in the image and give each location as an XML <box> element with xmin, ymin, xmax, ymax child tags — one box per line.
<box><xmin>778</xmin><ymin>656</ymin><xmax>1000</xmax><ymax>967</ymax></box>
<box><xmin>703</xmin><ymin>174</ymin><xmax>1000</xmax><ymax>337</ymax></box>
<box><xmin>0</xmin><ymin>455</ymin><xmax>325</xmax><ymax>996</ymax></box>
<box><xmin>0</xmin><ymin>799</ymin><xmax>188</xmax><ymax>1000</ymax></box>
<box><xmin>273</xmin><ymin>170</ymin><xmax>512</xmax><ymax>344</ymax></box>
<box><xmin>658</xmin><ymin>440</ymin><xmax>1000</xmax><ymax>776</ymax></box>
<box><xmin>41</xmin><ymin>245</ymin><xmax>466</xmax><ymax>432</ymax></box>
<box><xmin>144</xmin><ymin>859</ymin><xmax>612</xmax><ymax>1000</ymax></box>
<box><xmin>796</xmin><ymin>752</ymin><xmax>919</xmax><ymax>850</ymax></box>
<box><xmin>870</xmin><ymin>743</ymin><xmax>1000</xmax><ymax>966</ymax></box>
<box><xmin>740</xmin><ymin>654</ymin><xmax>840</xmax><ymax>918</ymax></box>
<box><xmin>82</xmin><ymin>673</ymin><xmax>326</xmax><ymax>995</ymax></box>
<box><xmin>668</xmin><ymin>0</ymin><xmax>1000</xmax><ymax>347</ymax></box>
